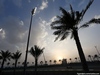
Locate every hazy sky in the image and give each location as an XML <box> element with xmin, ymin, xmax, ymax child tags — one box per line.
<box><xmin>0</xmin><ymin>0</ymin><xmax>100</xmax><ymax>65</ymax></box>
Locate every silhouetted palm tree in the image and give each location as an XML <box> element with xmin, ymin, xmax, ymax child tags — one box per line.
<box><xmin>88</xmin><ymin>55</ymin><xmax>93</xmax><ymax>62</ymax></box>
<box><xmin>29</xmin><ymin>45</ymin><xmax>44</xmax><ymax>75</ymax></box>
<box><xmin>0</xmin><ymin>50</ymin><xmax>11</xmax><ymax>75</ymax></box>
<box><xmin>32</xmin><ymin>62</ymin><xmax>34</xmax><ymax>65</ymax></box>
<box><xmin>11</xmin><ymin>50</ymin><xmax>22</xmax><ymax>75</ymax></box>
<box><xmin>49</xmin><ymin>60</ymin><xmax>52</xmax><ymax>65</ymax></box>
<box><xmin>54</xmin><ymin>60</ymin><xmax>57</xmax><ymax>64</ymax></box>
<box><xmin>69</xmin><ymin>58</ymin><xmax>72</xmax><ymax>63</ymax></box>
<box><xmin>59</xmin><ymin>59</ymin><xmax>62</xmax><ymax>64</ymax></box>
<box><xmin>40</xmin><ymin>61</ymin><xmax>43</xmax><ymax>65</ymax></box>
<box><xmin>45</xmin><ymin>61</ymin><xmax>47</xmax><ymax>65</ymax></box>
<box><xmin>94</xmin><ymin>54</ymin><xmax>99</xmax><ymax>61</ymax></box>
<box><xmin>50</xmin><ymin>0</ymin><xmax>96</xmax><ymax>72</ymax></box>
<box><xmin>75</xmin><ymin>57</ymin><xmax>77</xmax><ymax>62</ymax></box>
<box><xmin>7</xmin><ymin>62</ymin><xmax>10</xmax><ymax>67</ymax></box>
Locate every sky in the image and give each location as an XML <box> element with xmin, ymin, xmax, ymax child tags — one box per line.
<box><xmin>0</xmin><ymin>0</ymin><xmax>100</xmax><ymax>65</ymax></box>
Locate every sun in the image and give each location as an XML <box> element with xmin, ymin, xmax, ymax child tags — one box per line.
<box><xmin>57</xmin><ymin>56</ymin><xmax>63</xmax><ymax>60</ymax></box>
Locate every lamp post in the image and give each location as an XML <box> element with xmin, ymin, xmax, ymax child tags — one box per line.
<box><xmin>23</xmin><ymin>7</ymin><xmax>37</xmax><ymax>75</ymax></box>
<box><xmin>95</xmin><ymin>46</ymin><xmax>100</xmax><ymax>56</ymax></box>
<box><xmin>43</xmin><ymin>51</ymin><xmax>46</xmax><ymax>64</ymax></box>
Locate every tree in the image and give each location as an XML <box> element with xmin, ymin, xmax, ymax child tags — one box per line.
<box><xmin>32</xmin><ymin>62</ymin><xmax>34</xmax><ymax>65</ymax></box>
<box><xmin>7</xmin><ymin>62</ymin><xmax>10</xmax><ymax>67</ymax></box>
<box><xmin>75</xmin><ymin>57</ymin><xmax>77</xmax><ymax>62</ymax></box>
<box><xmin>49</xmin><ymin>60</ymin><xmax>52</xmax><ymax>65</ymax></box>
<box><xmin>45</xmin><ymin>61</ymin><xmax>47</xmax><ymax>65</ymax></box>
<box><xmin>69</xmin><ymin>58</ymin><xmax>72</xmax><ymax>63</ymax></box>
<box><xmin>11</xmin><ymin>50</ymin><xmax>22</xmax><ymax>75</ymax></box>
<box><xmin>54</xmin><ymin>60</ymin><xmax>57</xmax><ymax>64</ymax></box>
<box><xmin>50</xmin><ymin>0</ymin><xmax>98</xmax><ymax>72</ymax></box>
<box><xmin>0</xmin><ymin>50</ymin><xmax>11</xmax><ymax>75</ymax></box>
<box><xmin>88</xmin><ymin>55</ymin><xmax>93</xmax><ymax>62</ymax></box>
<box><xmin>29</xmin><ymin>45</ymin><xmax>44</xmax><ymax>75</ymax></box>
<box><xmin>59</xmin><ymin>59</ymin><xmax>62</xmax><ymax>64</ymax></box>
<box><xmin>94</xmin><ymin>54</ymin><xmax>99</xmax><ymax>61</ymax></box>
<box><xmin>40</xmin><ymin>61</ymin><xmax>43</xmax><ymax>65</ymax></box>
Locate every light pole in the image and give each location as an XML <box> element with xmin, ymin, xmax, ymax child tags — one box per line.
<box><xmin>23</xmin><ymin>7</ymin><xmax>37</xmax><ymax>75</ymax></box>
<box><xmin>95</xmin><ymin>46</ymin><xmax>100</xmax><ymax>56</ymax></box>
<box><xmin>43</xmin><ymin>51</ymin><xmax>46</xmax><ymax>64</ymax></box>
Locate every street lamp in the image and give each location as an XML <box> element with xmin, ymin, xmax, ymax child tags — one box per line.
<box><xmin>23</xmin><ymin>7</ymin><xmax>37</xmax><ymax>75</ymax></box>
<box><xmin>95</xmin><ymin>46</ymin><xmax>100</xmax><ymax>56</ymax></box>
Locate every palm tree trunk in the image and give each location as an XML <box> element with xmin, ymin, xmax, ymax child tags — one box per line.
<box><xmin>14</xmin><ymin>60</ymin><xmax>17</xmax><ymax>75</ymax></box>
<box><xmin>73</xmin><ymin>30</ymin><xmax>89</xmax><ymax>72</ymax></box>
<box><xmin>0</xmin><ymin>59</ymin><xmax>5</xmax><ymax>75</ymax></box>
<box><xmin>35</xmin><ymin>58</ymin><xmax>37</xmax><ymax>75</ymax></box>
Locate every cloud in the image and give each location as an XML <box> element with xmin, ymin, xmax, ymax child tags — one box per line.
<box><xmin>53</xmin><ymin>0</ymin><xmax>55</xmax><ymax>2</ymax></box>
<box><xmin>94</xmin><ymin>15</ymin><xmax>100</xmax><ymax>19</ymax></box>
<box><xmin>50</xmin><ymin>16</ymin><xmax>57</xmax><ymax>23</ymax></box>
<box><xmin>12</xmin><ymin>0</ymin><xmax>22</xmax><ymax>7</ymax></box>
<box><xmin>0</xmin><ymin>16</ymin><xmax>27</xmax><ymax>51</ymax></box>
<box><xmin>78</xmin><ymin>0</ymin><xmax>85</xmax><ymax>7</ymax></box>
<box><xmin>39</xmin><ymin>0</ymin><xmax>48</xmax><ymax>10</ymax></box>
<box><xmin>0</xmin><ymin>28</ymin><xmax>5</xmax><ymax>39</ymax></box>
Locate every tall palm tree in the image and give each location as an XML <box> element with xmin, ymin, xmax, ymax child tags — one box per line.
<box><xmin>0</xmin><ymin>50</ymin><xmax>11</xmax><ymax>74</ymax></box>
<box><xmin>50</xmin><ymin>0</ymin><xmax>99</xmax><ymax>72</ymax></box>
<box><xmin>29</xmin><ymin>45</ymin><xmax>44</xmax><ymax>75</ymax></box>
<box><xmin>11</xmin><ymin>50</ymin><xmax>22</xmax><ymax>75</ymax></box>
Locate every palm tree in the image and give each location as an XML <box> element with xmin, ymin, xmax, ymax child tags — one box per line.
<box><xmin>29</xmin><ymin>45</ymin><xmax>44</xmax><ymax>75</ymax></box>
<box><xmin>59</xmin><ymin>59</ymin><xmax>62</xmax><ymax>64</ymax></box>
<box><xmin>11</xmin><ymin>50</ymin><xmax>22</xmax><ymax>75</ymax></box>
<box><xmin>94</xmin><ymin>54</ymin><xmax>99</xmax><ymax>61</ymax></box>
<box><xmin>40</xmin><ymin>61</ymin><xmax>43</xmax><ymax>65</ymax></box>
<box><xmin>32</xmin><ymin>62</ymin><xmax>34</xmax><ymax>65</ymax></box>
<box><xmin>69</xmin><ymin>58</ymin><xmax>72</xmax><ymax>63</ymax></box>
<box><xmin>88</xmin><ymin>55</ymin><xmax>93</xmax><ymax>62</ymax></box>
<box><xmin>0</xmin><ymin>50</ymin><xmax>11</xmax><ymax>74</ymax></box>
<box><xmin>50</xmin><ymin>0</ymin><xmax>98</xmax><ymax>72</ymax></box>
<box><xmin>7</xmin><ymin>62</ymin><xmax>10</xmax><ymax>67</ymax></box>
<box><xmin>54</xmin><ymin>60</ymin><xmax>57</xmax><ymax>64</ymax></box>
<box><xmin>49</xmin><ymin>60</ymin><xmax>52</xmax><ymax>65</ymax></box>
<box><xmin>45</xmin><ymin>61</ymin><xmax>47</xmax><ymax>65</ymax></box>
<box><xmin>75</xmin><ymin>57</ymin><xmax>77</xmax><ymax>62</ymax></box>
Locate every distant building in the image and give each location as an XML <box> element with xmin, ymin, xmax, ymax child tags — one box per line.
<box><xmin>62</xmin><ymin>59</ymin><xmax>67</xmax><ymax>65</ymax></box>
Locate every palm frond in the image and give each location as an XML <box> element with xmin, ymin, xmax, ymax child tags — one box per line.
<box><xmin>80</xmin><ymin>0</ymin><xmax>94</xmax><ymax>20</ymax></box>
<box><xmin>60</xmin><ymin>7</ymin><xmax>72</xmax><ymax>21</ymax></box>
<box><xmin>88</xmin><ymin>18</ymin><xmax>100</xmax><ymax>24</ymax></box>
<box><xmin>70</xmin><ymin>4</ymin><xmax>74</xmax><ymax>20</ymax></box>
<box><xmin>54</xmin><ymin>34</ymin><xmax>61</xmax><ymax>42</ymax></box>
<box><xmin>53</xmin><ymin>30</ymin><xmax>61</xmax><ymax>35</ymax></box>
<box><xmin>79</xmin><ymin>24</ymin><xmax>89</xmax><ymax>29</ymax></box>
<box><xmin>80</xmin><ymin>18</ymin><xmax>100</xmax><ymax>29</ymax></box>
<box><xmin>60</xmin><ymin>31</ymin><xmax>70</xmax><ymax>41</ymax></box>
